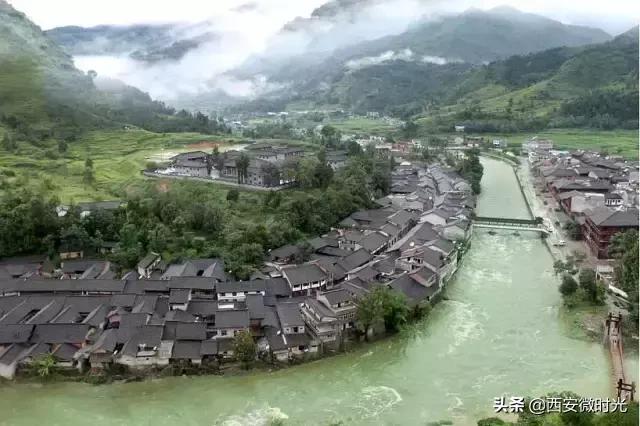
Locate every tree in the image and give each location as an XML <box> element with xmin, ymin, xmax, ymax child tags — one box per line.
<box><xmin>564</xmin><ymin>221</ymin><xmax>582</xmax><ymax>240</ymax></box>
<box><xmin>320</xmin><ymin>125</ymin><xmax>341</xmax><ymax>148</ymax></box>
<box><xmin>356</xmin><ymin>287</ymin><xmax>386</xmax><ymax>340</ymax></box>
<box><xmin>356</xmin><ymin>286</ymin><xmax>409</xmax><ymax>339</ymax></box>
<box><xmin>83</xmin><ymin>166</ymin><xmax>95</xmax><ymax>186</ymax></box>
<box><xmin>295</xmin><ymin>157</ymin><xmax>320</xmax><ymax>189</ymax></box>
<box><xmin>457</xmin><ymin>149</ymin><xmax>483</xmax><ymax>194</ymax></box>
<box><xmin>60</xmin><ymin>223</ymin><xmax>92</xmax><ymax>253</ymax></box>
<box><xmin>595</xmin><ymin>401</ymin><xmax>639</xmax><ymax>426</ymax></box>
<box><xmin>559</xmin><ymin>273</ymin><xmax>578</xmax><ymax>296</ymax></box>
<box><xmin>609</xmin><ymin>230</ymin><xmax>639</xmax><ymax>326</ymax></box>
<box><xmin>233</xmin><ymin>330</ymin><xmax>256</xmax><ymax>368</ymax></box>
<box><xmin>235</xmin><ymin>153</ymin><xmax>250</xmax><ymax>184</ymax></box>
<box><xmin>610</xmin><ymin>230</ymin><xmax>639</xmax><ymax>294</ymax></box>
<box><xmin>402</xmin><ymin>120</ymin><xmax>418</xmax><ymax>138</ymax></box>
<box><xmin>260</xmin><ymin>162</ymin><xmax>281</xmax><ymax>187</ymax></box>
<box><xmin>578</xmin><ymin>268</ymin><xmax>598</xmax><ymax>302</ymax></box>
<box><xmin>56</xmin><ymin>139</ymin><xmax>67</xmax><ymax>154</ymax></box>
<box><xmin>83</xmin><ymin>157</ymin><xmax>95</xmax><ymax>185</ymax></box>
<box><xmin>314</xmin><ymin>150</ymin><xmax>334</xmax><ymax>188</ymax></box>
<box><xmin>226</xmin><ymin>188</ymin><xmax>239</xmax><ymax>202</ymax></box>
<box><xmin>553</xmin><ymin>259</ymin><xmax>576</xmax><ymax>276</ymax></box>
<box><xmin>2</xmin><ymin>132</ymin><xmax>17</xmax><ymax>151</ymax></box>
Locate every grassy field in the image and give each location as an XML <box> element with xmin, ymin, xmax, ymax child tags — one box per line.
<box><xmin>0</xmin><ymin>129</ymin><xmax>240</xmax><ymax>202</ymax></box>
<box><xmin>468</xmin><ymin>129</ymin><xmax>639</xmax><ymax>159</ymax></box>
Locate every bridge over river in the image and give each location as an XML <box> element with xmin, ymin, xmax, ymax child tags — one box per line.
<box><xmin>473</xmin><ymin>216</ymin><xmax>550</xmax><ymax>234</ymax></box>
<box><xmin>0</xmin><ymin>157</ymin><xmax>632</xmax><ymax>426</ymax></box>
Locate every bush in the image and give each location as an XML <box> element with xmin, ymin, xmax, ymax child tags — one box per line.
<box><xmin>226</xmin><ymin>189</ymin><xmax>239</xmax><ymax>202</ymax></box>
<box><xmin>233</xmin><ymin>330</ymin><xmax>256</xmax><ymax>368</ymax></box>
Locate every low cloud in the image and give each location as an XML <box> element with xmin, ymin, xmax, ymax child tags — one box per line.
<box><xmin>421</xmin><ymin>55</ymin><xmax>462</xmax><ymax>65</ymax></box>
<box><xmin>346</xmin><ymin>49</ymin><xmax>415</xmax><ymax>70</ymax></box>
<box><xmin>55</xmin><ymin>0</ymin><xmax>639</xmax><ymax>104</ymax></box>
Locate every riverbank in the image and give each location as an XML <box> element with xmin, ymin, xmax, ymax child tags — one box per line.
<box><xmin>0</xmin><ymin>157</ymin><xmax>616</xmax><ymax>426</ymax></box>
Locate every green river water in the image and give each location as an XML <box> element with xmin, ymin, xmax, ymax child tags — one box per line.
<box><xmin>0</xmin><ymin>158</ymin><xmax>636</xmax><ymax>426</ymax></box>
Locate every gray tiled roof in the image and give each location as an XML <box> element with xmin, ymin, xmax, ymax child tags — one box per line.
<box><xmin>172</xmin><ymin>340</ymin><xmax>202</xmax><ymax>359</ymax></box>
<box><xmin>214</xmin><ymin>310</ymin><xmax>249</xmax><ymax>329</ymax></box>
<box><xmin>588</xmin><ymin>208</ymin><xmax>639</xmax><ymax>227</ymax></box>
<box><xmin>282</xmin><ymin>264</ymin><xmax>328</xmax><ymax>286</ymax></box>
<box><xmin>175</xmin><ymin>323</ymin><xmax>206</xmax><ymax>340</ymax></box>
<box><xmin>276</xmin><ymin>303</ymin><xmax>304</xmax><ymax>328</ymax></box>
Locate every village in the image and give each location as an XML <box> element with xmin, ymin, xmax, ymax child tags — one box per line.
<box><xmin>143</xmin><ymin>135</ymin><xmax>419</xmax><ymax>190</ymax></box>
<box><xmin>0</xmin><ymin>152</ymin><xmax>475</xmax><ymax>379</ymax></box>
<box><xmin>523</xmin><ymin>138</ymin><xmax>639</xmax><ymax>284</ymax></box>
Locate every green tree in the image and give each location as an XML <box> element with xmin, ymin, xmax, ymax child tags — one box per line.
<box><xmin>578</xmin><ymin>268</ymin><xmax>598</xmax><ymax>302</ymax></box>
<box><xmin>356</xmin><ymin>287</ymin><xmax>386</xmax><ymax>340</ymax></box>
<box><xmin>235</xmin><ymin>153</ymin><xmax>250</xmax><ymax>184</ymax></box>
<box><xmin>553</xmin><ymin>259</ymin><xmax>576</xmax><ymax>276</ymax></box>
<box><xmin>295</xmin><ymin>157</ymin><xmax>320</xmax><ymax>189</ymax></box>
<box><xmin>595</xmin><ymin>401</ymin><xmax>639</xmax><ymax>426</ymax></box>
<box><xmin>559</xmin><ymin>273</ymin><xmax>578</xmax><ymax>296</ymax></box>
<box><xmin>57</xmin><ymin>139</ymin><xmax>68</xmax><ymax>154</ymax></box>
<box><xmin>82</xmin><ymin>166</ymin><xmax>95</xmax><ymax>185</ymax></box>
<box><xmin>457</xmin><ymin>149</ymin><xmax>484</xmax><ymax>194</ymax></box>
<box><xmin>320</xmin><ymin>125</ymin><xmax>341</xmax><ymax>147</ymax></box>
<box><xmin>1</xmin><ymin>132</ymin><xmax>17</xmax><ymax>151</ymax></box>
<box><xmin>314</xmin><ymin>150</ymin><xmax>334</xmax><ymax>188</ymax></box>
<box><xmin>233</xmin><ymin>330</ymin><xmax>256</xmax><ymax>368</ymax></box>
<box><xmin>402</xmin><ymin>120</ymin><xmax>418</xmax><ymax>138</ymax></box>
<box><xmin>357</xmin><ymin>286</ymin><xmax>409</xmax><ymax>339</ymax></box>
<box><xmin>564</xmin><ymin>221</ymin><xmax>582</xmax><ymax>240</ymax></box>
<box><xmin>610</xmin><ymin>230</ymin><xmax>639</xmax><ymax>326</ymax></box>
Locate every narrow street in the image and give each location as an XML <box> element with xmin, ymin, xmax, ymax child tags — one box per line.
<box><xmin>515</xmin><ymin>157</ymin><xmax>595</xmax><ymax>266</ymax></box>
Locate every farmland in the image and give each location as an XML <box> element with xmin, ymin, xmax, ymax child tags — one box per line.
<box><xmin>0</xmin><ymin>129</ymin><xmax>237</xmax><ymax>202</ymax></box>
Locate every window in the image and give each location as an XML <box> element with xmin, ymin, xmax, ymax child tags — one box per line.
<box><xmin>221</xmin><ymin>330</ymin><xmax>228</xmax><ymax>336</ymax></box>
<box><xmin>293</xmin><ymin>326</ymin><xmax>299</xmax><ymax>333</ymax></box>
<box><xmin>232</xmin><ymin>292</ymin><xmax>237</xmax><ymax>296</ymax></box>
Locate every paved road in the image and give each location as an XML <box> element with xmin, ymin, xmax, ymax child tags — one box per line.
<box><xmin>516</xmin><ymin>158</ymin><xmax>595</xmax><ymax>266</ymax></box>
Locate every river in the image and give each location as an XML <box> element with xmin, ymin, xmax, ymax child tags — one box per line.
<box><xmin>0</xmin><ymin>158</ymin><xmax>632</xmax><ymax>425</ymax></box>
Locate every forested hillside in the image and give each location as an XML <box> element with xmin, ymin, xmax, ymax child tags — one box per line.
<box><xmin>418</xmin><ymin>26</ymin><xmax>639</xmax><ymax>133</ymax></box>
<box><xmin>240</xmin><ymin>25</ymin><xmax>637</xmax><ymax>134</ymax></box>
<box><xmin>0</xmin><ymin>0</ymin><xmax>226</xmax><ymax>146</ymax></box>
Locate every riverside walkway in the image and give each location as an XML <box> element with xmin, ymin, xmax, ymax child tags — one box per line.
<box><xmin>473</xmin><ymin>216</ymin><xmax>550</xmax><ymax>235</ymax></box>
<box><xmin>604</xmin><ymin>313</ymin><xmax>636</xmax><ymax>401</ymax></box>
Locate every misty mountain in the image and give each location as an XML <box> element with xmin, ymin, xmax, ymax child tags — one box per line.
<box><xmin>225</xmin><ymin>6</ymin><xmax>617</xmax><ymax>114</ymax></box>
<box><xmin>332</xmin><ymin>6</ymin><xmax>611</xmax><ymax>65</ymax></box>
<box><xmin>413</xmin><ymin>26</ymin><xmax>639</xmax><ymax>132</ymax></box>
<box><xmin>228</xmin><ymin>25</ymin><xmax>637</xmax><ymax>134</ymax></box>
<box><xmin>0</xmin><ymin>0</ymin><xmax>225</xmax><ymax>139</ymax></box>
<box><xmin>243</xmin><ymin>6</ymin><xmax>610</xmax><ymax>82</ymax></box>
<box><xmin>46</xmin><ymin>23</ymin><xmax>220</xmax><ymax>63</ymax></box>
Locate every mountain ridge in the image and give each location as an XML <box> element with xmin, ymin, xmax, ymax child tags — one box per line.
<box><xmin>0</xmin><ymin>0</ymin><xmax>226</xmax><ymax>142</ymax></box>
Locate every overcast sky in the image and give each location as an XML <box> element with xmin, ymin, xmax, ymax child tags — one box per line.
<box><xmin>8</xmin><ymin>0</ymin><xmax>640</xmax><ymax>34</ymax></box>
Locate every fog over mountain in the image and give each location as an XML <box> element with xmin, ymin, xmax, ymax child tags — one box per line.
<box><xmin>13</xmin><ymin>0</ymin><xmax>636</xmax><ymax>108</ymax></box>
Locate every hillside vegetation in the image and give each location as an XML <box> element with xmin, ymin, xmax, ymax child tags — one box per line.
<box><xmin>0</xmin><ymin>0</ymin><xmax>227</xmax><ymax>147</ymax></box>
<box><xmin>416</xmin><ymin>27</ymin><xmax>638</xmax><ymax>133</ymax></box>
<box><xmin>294</xmin><ymin>26</ymin><xmax>637</xmax><ymax>132</ymax></box>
